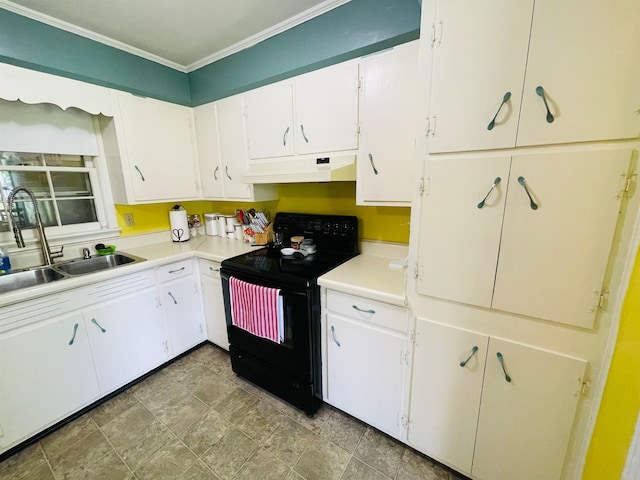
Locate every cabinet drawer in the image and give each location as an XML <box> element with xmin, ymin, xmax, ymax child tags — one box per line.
<box><xmin>157</xmin><ymin>259</ymin><xmax>193</xmax><ymax>283</ymax></box>
<box><xmin>198</xmin><ymin>258</ymin><xmax>221</xmax><ymax>279</ymax></box>
<box><xmin>326</xmin><ymin>290</ymin><xmax>408</xmax><ymax>333</ymax></box>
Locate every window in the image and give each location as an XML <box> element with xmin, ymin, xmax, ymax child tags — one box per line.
<box><xmin>0</xmin><ymin>100</ymin><xmax>118</xmax><ymax>248</ymax></box>
<box><xmin>1</xmin><ymin>152</ymin><xmax>99</xmax><ymax>233</ymax></box>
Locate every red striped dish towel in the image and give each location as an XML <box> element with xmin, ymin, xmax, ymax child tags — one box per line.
<box><xmin>229</xmin><ymin>276</ymin><xmax>284</xmax><ymax>343</ymax></box>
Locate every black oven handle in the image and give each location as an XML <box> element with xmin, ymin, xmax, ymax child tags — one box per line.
<box><xmin>279</xmin><ymin>290</ymin><xmax>306</xmax><ymax>297</ymax></box>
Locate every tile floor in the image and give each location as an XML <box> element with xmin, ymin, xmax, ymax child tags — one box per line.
<box><xmin>0</xmin><ymin>343</ymin><xmax>467</xmax><ymax>480</ymax></box>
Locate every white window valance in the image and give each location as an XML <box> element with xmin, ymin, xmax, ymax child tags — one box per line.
<box><xmin>0</xmin><ymin>63</ymin><xmax>114</xmax><ymax>117</ymax></box>
<box><xmin>0</xmin><ymin>98</ymin><xmax>99</xmax><ymax>155</ymax></box>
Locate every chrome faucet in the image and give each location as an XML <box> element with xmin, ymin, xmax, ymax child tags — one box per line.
<box><xmin>6</xmin><ymin>186</ymin><xmax>64</xmax><ymax>266</ymax></box>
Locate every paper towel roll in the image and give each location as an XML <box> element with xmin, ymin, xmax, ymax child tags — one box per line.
<box><xmin>170</xmin><ymin>209</ymin><xmax>190</xmax><ymax>242</ymax></box>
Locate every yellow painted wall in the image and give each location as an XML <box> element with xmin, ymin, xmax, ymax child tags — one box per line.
<box><xmin>582</xmin><ymin>246</ymin><xmax>640</xmax><ymax>479</ymax></box>
<box><xmin>115</xmin><ymin>182</ymin><xmax>411</xmax><ymax>244</ymax></box>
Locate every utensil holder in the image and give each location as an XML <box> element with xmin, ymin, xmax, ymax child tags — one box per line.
<box><xmin>254</xmin><ymin>223</ymin><xmax>274</xmax><ymax>245</ymax></box>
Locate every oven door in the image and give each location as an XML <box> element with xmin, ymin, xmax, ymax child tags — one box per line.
<box><xmin>220</xmin><ymin>269</ymin><xmax>322</xmax><ymax>414</ymax></box>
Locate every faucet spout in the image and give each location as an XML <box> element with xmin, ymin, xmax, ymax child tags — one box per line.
<box><xmin>6</xmin><ymin>186</ymin><xmax>64</xmax><ymax>266</ymax></box>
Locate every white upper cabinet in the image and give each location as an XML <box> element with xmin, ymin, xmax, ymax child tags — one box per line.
<box><xmin>245</xmin><ymin>61</ymin><xmax>359</xmax><ymax>160</ymax></box>
<box><xmin>102</xmin><ymin>92</ymin><xmax>200</xmax><ymax>204</ymax></box>
<box><xmin>194</xmin><ymin>96</ymin><xmax>277</xmax><ymax>201</ymax></box>
<box><xmin>425</xmin><ymin>0</ymin><xmax>640</xmax><ymax>153</ymax></box>
<box><xmin>416</xmin><ymin>148</ymin><xmax>632</xmax><ymax>328</ymax></box>
<box><xmin>492</xmin><ymin>150</ymin><xmax>632</xmax><ymax>327</ymax></box>
<box><xmin>426</xmin><ymin>0</ymin><xmax>533</xmax><ymax>153</ymax></box>
<box><xmin>357</xmin><ymin>40</ymin><xmax>420</xmax><ymax>206</ymax></box>
<box><xmin>294</xmin><ymin>61</ymin><xmax>360</xmax><ymax>155</ymax></box>
<box><xmin>517</xmin><ymin>0</ymin><xmax>640</xmax><ymax>147</ymax></box>
<box><xmin>417</xmin><ymin>155</ymin><xmax>511</xmax><ymax>309</ymax></box>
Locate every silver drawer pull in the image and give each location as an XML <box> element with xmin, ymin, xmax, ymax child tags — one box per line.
<box><xmin>168</xmin><ymin>267</ymin><xmax>185</xmax><ymax>274</ymax></box>
<box><xmin>209</xmin><ymin>266</ymin><xmax>220</xmax><ymax>272</ymax></box>
<box><xmin>352</xmin><ymin>305</ymin><xmax>375</xmax><ymax>315</ymax></box>
<box><xmin>496</xmin><ymin>352</ymin><xmax>512</xmax><ymax>383</ymax></box>
<box><xmin>459</xmin><ymin>346</ymin><xmax>479</xmax><ymax>367</ymax></box>
<box><xmin>167</xmin><ymin>291</ymin><xmax>178</xmax><ymax>304</ymax></box>
<box><xmin>68</xmin><ymin>323</ymin><xmax>79</xmax><ymax>345</ymax></box>
<box><xmin>91</xmin><ymin>318</ymin><xmax>106</xmax><ymax>333</ymax></box>
<box><xmin>330</xmin><ymin>325</ymin><xmax>341</xmax><ymax>347</ymax></box>
<box><xmin>477</xmin><ymin>177</ymin><xmax>501</xmax><ymax>209</ymax></box>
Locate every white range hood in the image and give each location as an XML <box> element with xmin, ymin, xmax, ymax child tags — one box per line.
<box><xmin>242</xmin><ymin>155</ymin><xmax>356</xmax><ymax>184</ymax></box>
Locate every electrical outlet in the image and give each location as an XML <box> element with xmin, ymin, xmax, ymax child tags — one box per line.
<box><xmin>123</xmin><ymin>213</ymin><xmax>135</xmax><ymax>227</ymax></box>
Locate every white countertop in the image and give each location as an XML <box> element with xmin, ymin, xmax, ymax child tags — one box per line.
<box><xmin>0</xmin><ymin>233</ymin><xmax>408</xmax><ymax>308</ymax></box>
<box><xmin>318</xmin><ymin>241</ymin><xmax>408</xmax><ymax>307</ymax></box>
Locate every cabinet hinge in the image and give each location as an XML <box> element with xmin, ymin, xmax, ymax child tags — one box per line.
<box><xmin>156</xmin><ymin>296</ymin><xmax>162</xmax><ymax>308</ymax></box>
<box><xmin>399</xmin><ymin>415</ymin><xmax>411</xmax><ymax>430</ymax></box>
<box><xmin>590</xmin><ymin>289</ymin><xmax>608</xmax><ymax>312</ymax></box>
<box><xmin>624</xmin><ymin>173</ymin><xmax>637</xmax><ymax>195</ymax></box>
<box><xmin>413</xmin><ymin>263</ymin><xmax>423</xmax><ymax>281</ymax></box>
<box><xmin>576</xmin><ymin>376</ymin><xmax>591</xmax><ymax>398</ymax></box>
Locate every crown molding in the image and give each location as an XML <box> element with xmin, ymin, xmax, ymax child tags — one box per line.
<box><xmin>0</xmin><ymin>0</ymin><xmax>351</xmax><ymax>73</ymax></box>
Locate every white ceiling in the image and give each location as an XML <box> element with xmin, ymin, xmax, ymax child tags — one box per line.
<box><xmin>0</xmin><ymin>0</ymin><xmax>351</xmax><ymax>72</ymax></box>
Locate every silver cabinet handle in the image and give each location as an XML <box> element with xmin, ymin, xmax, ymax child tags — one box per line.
<box><xmin>487</xmin><ymin>92</ymin><xmax>511</xmax><ymax>130</ymax></box>
<box><xmin>330</xmin><ymin>325</ymin><xmax>341</xmax><ymax>347</ymax></box>
<box><xmin>535</xmin><ymin>86</ymin><xmax>555</xmax><ymax>123</ymax></box>
<box><xmin>477</xmin><ymin>177</ymin><xmax>501</xmax><ymax>209</ymax></box>
<box><xmin>91</xmin><ymin>318</ymin><xmax>106</xmax><ymax>333</ymax></box>
<box><xmin>167</xmin><ymin>291</ymin><xmax>178</xmax><ymax>304</ymax></box>
<box><xmin>168</xmin><ymin>267</ymin><xmax>185</xmax><ymax>274</ymax></box>
<box><xmin>282</xmin><ymin>126</ymin><xmax>290</xmax><ymax>146</ymax></box>
<box><xmin>209</xmin><ymin>266</ymin><xmax>220</xmax><ymax>272</ymax></box>
<box><xmin>300</xmin><ymin>124</ymin><xmax>309</xmax><ymax>143</ymax></box>
<box><xmin>214</xmin><ymin>166</ymin><xmax>219</xmax><ymax>180</ymax></box>
<box><xmin>496</xmin><ymin>352</ymin><xmax>512</xmax><ymax>382</ymax></box>
<box><xmin>225</xmin><ymin>166</ymin><xmax>232</xmax><ymax>180</ymax></box>
<box><xmin>68</xmin><ymin>323</ymin><xmax>79</xmax><ymax>345</ymax></box>
<box><xmin>459</xmin><ymin>346</ymin><xmax>479</xmax><ymax>367</ymax></box>
<box><xmin>517</xmin><ymin>176</ymin><xmax>538</xmax><ymax>210</ymax></box>
<box><xmin>368</xmin><ymin>154</ymin><xmax>379</xmax><ymax>175</ymax></box>
<box><xmin>352</xmin><ymin>304</ymin><xmax>375</xmax><ymax>314</ymax></box>
<box><xmin>134</xmin><ymin>165</ymin><xmax>145</xmax><ymax>181</ymax></box>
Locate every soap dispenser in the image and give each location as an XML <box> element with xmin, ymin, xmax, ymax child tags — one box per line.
<box><xmin>0</xmin><ymin>246</ymin><xmax>11</xmax><ymax>275</ymax></box>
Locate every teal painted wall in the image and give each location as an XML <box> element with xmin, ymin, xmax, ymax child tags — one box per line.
<box><xmin>0</xmin><ymin>1</ymin><xmax>419</xmax><ymax>107</ymax></box>
<box><xmin>0</xmin><ymin>8</ymin><xmax>191</xmax><ymax>105</ymax></box>
<box><xmin>188</xmin><ymin>0</ymin><xmax>421</xmax><ymax>105</ymax></box>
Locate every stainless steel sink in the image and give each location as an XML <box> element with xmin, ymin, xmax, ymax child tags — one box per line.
<box><xmin>54</xmin><ymin>253</ymin><xmax>145</xmax><ymax>276</ymax></box>
<box><xmin>0</xmin><ymin>266</ymin><xmax>68</xmax><ymax>294</ymax></box>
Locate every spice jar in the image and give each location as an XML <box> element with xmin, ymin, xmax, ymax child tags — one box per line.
<box><xmin>291</xmin><ymin>236</ymin><xmax>304</xmax><ymax>250</ymax></box>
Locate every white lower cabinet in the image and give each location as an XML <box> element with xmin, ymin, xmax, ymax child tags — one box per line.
<box><xmin>407</xmin><ymin>317</ymin><xmax>587</xmax><ymax>480</ymax></box>
<box><xmin>323</xmin><ymin>290</ymin><xmax>409</xmax><ymax>438</ymax></box>
<box><xmin>158</xmin><ymin>259</ymin><xmax>206</xmax><ymax>356</ymax></box>
<box><xmin>0</xmin><ymin>312</ymin><xmax>100</xmax><ymax>450</ymax></box>
<box><xmin>198</xmin><ymin>258</ymin><xmax>228</xmax><ymax>350</ymax></box>
<box><xmin>84</xmin><ymin>286</ymin><xmax>168</xmax><ymax>394</ymax></box>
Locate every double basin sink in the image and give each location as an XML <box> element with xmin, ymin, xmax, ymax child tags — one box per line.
<box><xmin>0</xmin><ymin>253</ymin><xmax>146</xmax><ymax>294</ymax></box>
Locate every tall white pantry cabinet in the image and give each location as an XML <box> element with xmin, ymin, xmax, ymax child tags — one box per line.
<box><xmin>407</xmin><ymin>2</ymin><xmax>640</xmax><ymax>480</ymax></box>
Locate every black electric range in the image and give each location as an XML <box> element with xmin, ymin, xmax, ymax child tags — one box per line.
<box><xmin>220</xmin><ymin>212</ymin><xmax>358</xmax><ymax>415</ymax></box>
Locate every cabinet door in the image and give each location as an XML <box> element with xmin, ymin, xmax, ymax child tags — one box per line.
<box><xmin>358</xmin><ymin>41</ymin><xmax>419</xmax><ymax>205</ymax></box>
<box><xmin>194</xmin><ymin>102</ymin><xmax>225</xmax><ymax>199</ymax></box>
<box><xmin>493</xmin><ymin>149</ymin><xmax>631</xmax><ymax>327</ymax></box>
<box><xmin>427</xmin><ymin>1</ymin><xmax>533</xmax><ymax>153</ymax></box>
<box><xmin>0</xmin><ymin>313</ymin><xmax>99</xmax><ymax>450</ymax></box>
<box><xmin>245</xmin><ymin>82</ymin><xmax>295</xmax><ymax>159</ymax></box>
<box><xmin>85</xmin><ymin>287</ymin><xmax>168</xmax><ymax>394</ymax></box>
<box><xmin>217</xmin><ymin>95</ymin><xmax>252</xmax><ymax>200</ymax></box>
<box><xmin>408</xmin><ymin>318</ymin><xmax>488</xmax><ymax>474</ymax></box>
<box><xmin>473</xmin><ymin>338</ymin><xmax>587</xmax><ymax>480</ymax></box>
<box><xmin>517</xmin><ymin>1</ymin><xmax>640</xmax><ymax>146</ymax></box>
<box><xmin>295</xmin><ymin>61</ymin><xmax>359</xmax><ymax>155</ymax></box>
<box><xmin>416</xmin><ymin>156</ymin><xmax>511</xmax><ymax>307</ymax></box>
<box><xmin>325</xmin><ymin>313</ymin><xmax>406</xmax><ymax>438</ymax></box>
<box><xmin>117</xmin><ymin>94</ymin><xmax>198</xmax><ymax>202</ymax></box>
<box><xmin>200</xmin><ymin>263</ymin><xmax>229</xmax><ymax>350</ymax></box>
<box><xmin>163</xmin><ymin>276</ymin><xmax>206</xmax><ymax>355</ymax></box>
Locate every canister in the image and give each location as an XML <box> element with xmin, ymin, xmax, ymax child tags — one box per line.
<box><xmin>205</xmin><ymin>213</ymin><xmax>219</xmax><ymax>236</ymax></box>
<box><xmin>291</xmin><ymin>235</ymin><xmax>304</xmax><ymax>250</ymax></box>
<box><xmin>217</xmin><ymin>215</ymin><xmax>227</xmax><ymax>238</ymax></box>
